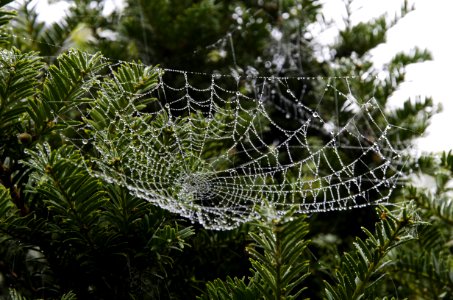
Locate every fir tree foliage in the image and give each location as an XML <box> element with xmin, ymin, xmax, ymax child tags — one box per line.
<box><xmin>8</xmin><ymin>0</ymin><xmax>106</xmax><ymax>58</ymax></box>
<box><xmin>201</xmin><ymin>208</ymin><xmax>310</xmax><ymax>300</ymax></box>
<box><xmin>0</xmin><ymin>48</ymin><xmax>43</xmax><ymax>139</ymax></box>
<box><xmin>200</xmin><ymin>204</ymin><xmax>426</xmax><ymax>299</ymax></box>
<box><xmin>384</xmin><ymin>151</ymin><xmax>453</xmax><ymax>299</ymax></box>
<box><xmin>0</xmin><ymin>0</ymin><xmax>450</xmax><ymax>299</ymax></box>
<box><xmin>0</xmin><ymin>5</ymin><xmax>195</xmax><ymax>295</ymax></box>
<box><xmin>323</xmin><ymin>204</ymin><xmax>422</xmax><ymax>300</ymax></box>
<box><xmin>0</xmin><ymin>0</ymin><xmax>14</xmax><ymax>45</ymax></box>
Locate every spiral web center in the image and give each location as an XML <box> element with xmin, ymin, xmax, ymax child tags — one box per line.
<box><xmin>177</xmin><ymin>173</ymin><xmax>213</xmax><ymax>202</ymax></box>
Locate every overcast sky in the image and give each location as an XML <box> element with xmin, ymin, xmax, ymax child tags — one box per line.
<box><xmin>33</xmin><ymin>0</ymin><xmax>453</xmax><ymax>153</ymax></box>
<box><xmin>321</xmin><ymin>0</ymin><xmax>453</xmax><ymax>153</ymax></box>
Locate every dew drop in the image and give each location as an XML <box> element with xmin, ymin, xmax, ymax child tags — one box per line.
<box><xmin>82</xmin><ymin>139</ymin><xmax>88</xmax><ymax>145</ymax></box>
<box><xmin>265</xmin><ymin>61</ymin><xmax>272</xmax><ymax>68</ymax></box>
<box><xmin>212</xmin><ymin>72</ymin><xmax>221</xmax><ymax>80</ymax></box>
<box><xmin>285</xmin><ymin>113</ymin><xmax>291</xmax><ymax>119</ymax></box>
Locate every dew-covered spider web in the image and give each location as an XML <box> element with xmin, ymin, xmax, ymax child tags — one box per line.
<box><xmin>59</xmin><ymin>58</ymin><xmax>404</xmax><ymax>230</ymax></box>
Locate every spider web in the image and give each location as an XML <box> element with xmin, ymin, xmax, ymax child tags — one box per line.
<box><xmin>58</xmin><ymin>58</ymin><xmax>404</xmax><ymax>230</ymax></box>
<box><xmin>2</xmin><ymin>7</ymin><xmax>406</xmax><ymax>230</ymax></box>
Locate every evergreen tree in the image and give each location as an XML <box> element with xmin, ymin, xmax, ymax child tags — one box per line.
<box><xmin>0</xmin><ymin>0</ymin><xmax>450</xmax><ymax>299</ymax></box>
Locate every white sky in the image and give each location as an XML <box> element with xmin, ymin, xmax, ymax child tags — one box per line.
<box><xmin>321</xmin><ymin>0</ymin><xmax>453</xmax><ymax>153</ymax></box>
<box><xmin>33</xmin><ymin>0</ymin><xmax>453</xmax><ymax>153</ymax></box>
